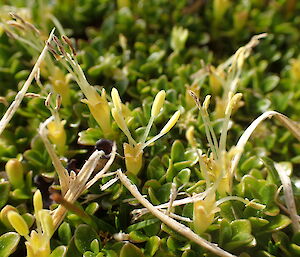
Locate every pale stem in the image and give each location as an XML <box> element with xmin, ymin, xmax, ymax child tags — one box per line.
<box><xmin>219</xmin><ymin>108</ymin><xmax>232</xmax><ymax>154</ymax></box>
<box><xmin>0</xmin><ymin>28</ymin><xmax>55</xmax><ymax>136</ymax></box>
<box><xmin>197</xmin><ymin>150</ymin><xmax>211</xmax><ymax>188</ymax></box>
<box><xmin>117</xmin><ymin>170</ymin><xmax>236</xmax><ymax>257</ymax></box>
<box><xmin>38</xmin><ymin>116</ymin><xmax>69</xmax><ymax>196</ymax></box>
<box><xmin>131</xmin><ymin>192</ymin><xmax>207</xmax><ymax>217</ymax></box>
<box><xmin>52</xmin><ymin>147</ymin><xmax>115</xmax><ymax>230</ymax></box>
<box><xmin>230</xmin><ymin>111</ymin><xmax>300</xmax><ymax>179</ymax></box>
<box><xmin>202</xmin><ymin>111</ymin><xmax>220</xmax><ymax>158</ymax></box>
<box><xmin>143</xmin><ymin>132</ymin><xmax>165</xmax><ymax>148</ymax></box>
<box><xmin>216</xmin><ymin>196</ymin><xmax>252</xmax><ymax>206</ymax></box>
<box><xmin>274</xmin><ymin>163</ymin><xmax>300</xmax><ymax>233</ymax></box>
<box><xmin>85</xmin><ymin>142</ymin><xmax>117</xmax><ymax>190</ymax></box>
<box><xmin>141</xmin><ymin>116</ymin><xmax>155</xmax><ymax>144</ymax></box>
<box><xmin>51</xmin><ymin>150</ymin><xmax>103</xmax><ymax>229</ymax></box>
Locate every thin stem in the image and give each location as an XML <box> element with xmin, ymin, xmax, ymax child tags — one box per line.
<box><xmin>219</xmin><ymin>109</ymin><xmax>232</xmax><ymax>154</ymax></box>
<box><xmin>0</xmin><ymin>28</ymin><xmax>55</xmax><ymax>135</ymax></box>
<box><xmin>141</xmin><ymin>116</ymin><xmax>155</xmax><ymax>144</ymax></box>
<box><xmin>38</xmin><ymin>116</ymin><xmax>69</xmax><ymax>196</ymax></box>
<box><xmin>274</xmin><ymin>163</ymin><xmax>300</xmax><ymax>233</ymax></box>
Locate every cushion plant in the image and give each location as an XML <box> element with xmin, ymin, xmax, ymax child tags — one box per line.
<box><xmin>0</xmin><ymin>1</ymin><xmax>300</xmax><ymax>257</ymax></box>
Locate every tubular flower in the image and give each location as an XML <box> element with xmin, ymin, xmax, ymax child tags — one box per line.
<box><xmin>45</xmin><ymin>94</ymin><xmax>67</xmax><ymax>156</ymax></box>
<box><xmin>7</xmin><ymin>190</ymin><xmax>53</xmax><ymax>257</ymax></box>
<box><xmin>47</xmin><ymin>118</ymin><xmax>66</xmax><ymax>156</ymax></box>
<box><xmin>111</xmin><ymin>88</ymin><xmax>180</xmax><ymax>175</ymax></box>
<box><xmin>193</xmin><ymin>192</ymin><xmax>219</xmax><ymax>235</ymax></box>
<box><xmin>47</xmin><ymin>35</ymin><xmax>112</xmax><ymax>137</ymax></box>
<box><xmin>81</xmin><ymin>88</ymin><xmax>112</xmax><ymax>137</ymax></box>
<box><xmin>3</xmin><ymin>13</ymin><xmax>71</xmax><ymax>106</ymax></box>
<box><xmin>49</xmin><ymin>66</ymin><xmax>71</xmax><ymax>106</ymax></box>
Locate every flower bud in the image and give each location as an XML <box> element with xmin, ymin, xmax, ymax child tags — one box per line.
<box><xmin>193</xmin><ymin>193</ymin><xmax>219</xmax><ymax>235</ymax></box>
<box><xmin>7</xmin><ymin>211</ymin><xmax>29</xmax><ymax>236</ymax></box>
<box><xmin>47</xmin><ymin>119</ymin><xmax>67</xmax><ymax>155</ymax></box>
<box><xmin>202</xmin><ymin>95</ymin><xmax>211</xmax><ymax>112</ymax></box>
<box><xmin>111</xmin><ymin>88</ymin><xmax>122</xmax><ymax>110</ymax></box>
<box><xmin>112</xmin><ymin>108</ymin><xmax>127</xmax><ymax>134</ymax></box>
<box><xmin>160</xmin><ymin>111</ymin><xmax>180</xmax><ymax>135</ymax></box>
<box><xmin>5</xmin><ymin>159</ymin><xmax>24</xmax><ymax>189</ymax></box>
<box><xmin>225</xmin><ymin>93</ymin><xmax>243</xmax><ymax>115</ymax></box>
<box><xmin>124</xmin><ymin>143</ymin><xmax>143</xmax><ymax>175</ymax></box>
<box><xmin>33</xmin><ymin>190</ymin><xmax>43</xmax><ymax>216</ymax></box>
<box><xmin>39</xmin><ymin>210</ymin><xmax>54</xmax><ymax>237</ymax></box>
<box><xmin>82</xmin><ymin>89</ymin><xmax>112</xmax><ymax>137</ymax></box>
<box><xmin>171</xmin><ymin>26</ymin><xmax>189</xmax><ymax>52</ymax></box>
<box><xmin>151</xmin><ymin>90</ymin><xmax>166</xmax><ymax>117</ymax></box>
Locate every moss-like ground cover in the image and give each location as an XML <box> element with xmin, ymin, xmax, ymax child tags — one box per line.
<box><xmin>1</xmin><ymin>1</ymin><xmax>300</xmax><ymax>256</ymax></box>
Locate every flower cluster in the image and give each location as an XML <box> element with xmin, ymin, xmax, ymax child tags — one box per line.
<box><xmin>111</xmin><ymin>88</ymin><xmax>181</xmax><ymax>175</ymax></box>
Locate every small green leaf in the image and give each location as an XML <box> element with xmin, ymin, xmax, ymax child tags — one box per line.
<box><xmin>129</xmin><ymin>231</ymin><xmax>149</xmax><ymax>243</ymax></box>
<box><xmin>219</xmin><ymin>219</ymin><xmax>232</xmax><ymax>246</ymax></box>
<box><xmin>147</xmin><ymin>157</ymin><xmax>165</xmax><ymax>180</ymax></box>
<box><xmin>249</xmin><ymin>217</ymin><xmax>269</xmax><ymax>230</ymax></box>
<box><xmin>0</xmin><ymin>232</ymin><xmax>20</xmax><ymax>257</ymax></box>
<box><xmin>90</xmin><ymin>239</ymin><xmax>100</xmax><ymax>254</ymax></box>
<box><xmin>144</xmin><ymin>236</ymin><xmax>160</xmax><ymax>256</ymax></box>
<box><xmin>177</xmin><ymin>168</ymin><xmax>191</xmax><ymax>184</ymax></box>
<box><xmin>75</xmin><ymin>224</ymin><xmax>100</xmax><ymax>253</ymax></box>
<box><xmin>83</xmin><ymin>251</ymin><xmax>95</xmax><ymax>257</ymax></box>
<box><xmin>59</xmin><ymin>222</ymin><xmax>72</xmax><ymax>245</ymax></box>
<box><xmin>78</xmin><ymin>128</ymin><xmax>102</xmax><ymax>145</ymax></box>
<box><xmin>241</xmin><ymin>156</ymin><xmax>262</xmax><ymax>172</ymax></box>
<box><xmin>171</xmin><ymin>140</ymin><xmax>185</xmax><ymax>162</ymax></box>
<box><xmin>261</xmin><ymin>215</ymin><xmax>291</xmax><ymax>234</ymax></box>
<box><xmin>86</xmin><ymin>202</ymin><xmax>100</xmax><ymax>215</ymax></box>
<box><xmin>127</xmin><ymin>219</ymin><xmax>159</xmax><ymax>232</ymax></box>
<box><xmin>262</xmin><ymin>75</ymin><xmax>279</xmax><ymax>92</ymax></box>
<box><xmin>120</xmin><ymin>243</ymin><xmax>144</xmax><ymax>257</ymax></box>
<box><xmin>50</xmin><ymin>246</ymin><xmax>67</xmax><ymax>257</ymax></box>
<box><xmin>0</xmin><ymin>182</ymin><xmax>10</xmax><ymax>208</ymax></box>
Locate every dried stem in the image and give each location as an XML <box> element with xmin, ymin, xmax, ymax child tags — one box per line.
<box><xmin>230</xmin><ymin>111</ymin><xmax>300</xmax><ymax>179</ymax></box>
<box><xmin>38</xmin><ymin>116</ymin><xmax>69</xmax><ymax>195</ymax></box>
<box><xmin>117</xmin><ymin>170</ymin><xmax>236</xmax><ymax>257</ymax></box>
<box><xmin>0</xmin><ymin>28</ymin><xmax>55</xmax><ymax>135</ymax></box>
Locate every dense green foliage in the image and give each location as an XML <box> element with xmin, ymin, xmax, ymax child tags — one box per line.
<box><xmin>1</xmin><ymin>1</ymin><xmax>300</xmax><ymax>256</ymax></box>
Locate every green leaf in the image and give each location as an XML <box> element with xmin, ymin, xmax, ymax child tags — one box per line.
<box><xmin>90</xmin><ymin>239</ymin><xmax>100</xmax><ymax>254</ymax></box>
<box><xmin>50</xmin><ymin>246</ymin><xmax>67</xmax><ymax>257</ymax></box>
<box><xmin>120</xmin><ymin>243</ymin><xmax>144</xmax><ymax>257</ymax></box>
<box><xmin>86</xmin><ymin>202</ymin><xmax>100</xmax><ymax>215</ymax></box>
<box><xmin>241</xmin><ymin>156</ymin><xmax>262</xmax><ymax>172</ymax></box>
<box><xmin>129</xmin><ymin>231</ymin><xmax>149</xmax><ymax>243</ymax></box>
<box><xmin>219</xmin><ymin>219</ymin><xmax>232</xmax><ymax>246</ymax></box>
<box><xmin>249</xmin><ymin>217</ymin><xmax>269</xmax><ymax>230</ymax></box>
<box><xmin>0</xmin><ymin>232</ymin><xmax>20</xmax><ymax>257</ymax></box>
<box><xmin>261</xmin><ymin>157</ymin><xmax>280</xmax><ymax>185</ymax></box>
<box><xmin>262</xmin><ymin>75</ymin><xmax>279</xmax><ymax>92</ymax></box>
<box><xmin>147</xmin><ymin>157</ymin><xmax>165</xmax><ymax>180</ymax></box>
<box><xmin>0</xmin><ymin>182</ymin><xmax>10</xmax><ymax>208</ymax></box>
<box><xmin>144</xmin><ymin>236</ymin><xmax>160</xmax><ymax>256</ymax></box>
<box><xmin>74</xmin><ymin>224</ymin><xmax>100</xmax><ymax>253</ymax></box>
<box><xmin>260</xmin><ymin>215</ymin><xmax>291</xmax><ymax>234</ymax></box>
<box><xmin>78</xmin><ymin>128</ymin><xmax>102</xmax><ymax>145</ymax></box>
<box><xmin>83</xmin><ymin>252</ymin><xmax>95</xmax><ymax>257</ymax></box>
<box><xmin>59</xmin><ymin>222</ymin><xmax>72</xmax><ymax>245</ymax></box>
<box><xmin>127</xmin><ymin>219</ymin><xmax>159</xmax><ymax>233</ymax></box>
<box><xmin>224</xmin><ymin>220</ymin><xmax>255</xmax><ymax>251</ymax></box>
<box><xmin>176</xmin><ymin>168</ymin><xmax>191</xmax><ymax>184</ymax></box>
<box><xmin>171</xmin><ymin>140</ymin><xmax>185</xmax><ymax>162</ymax></box>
